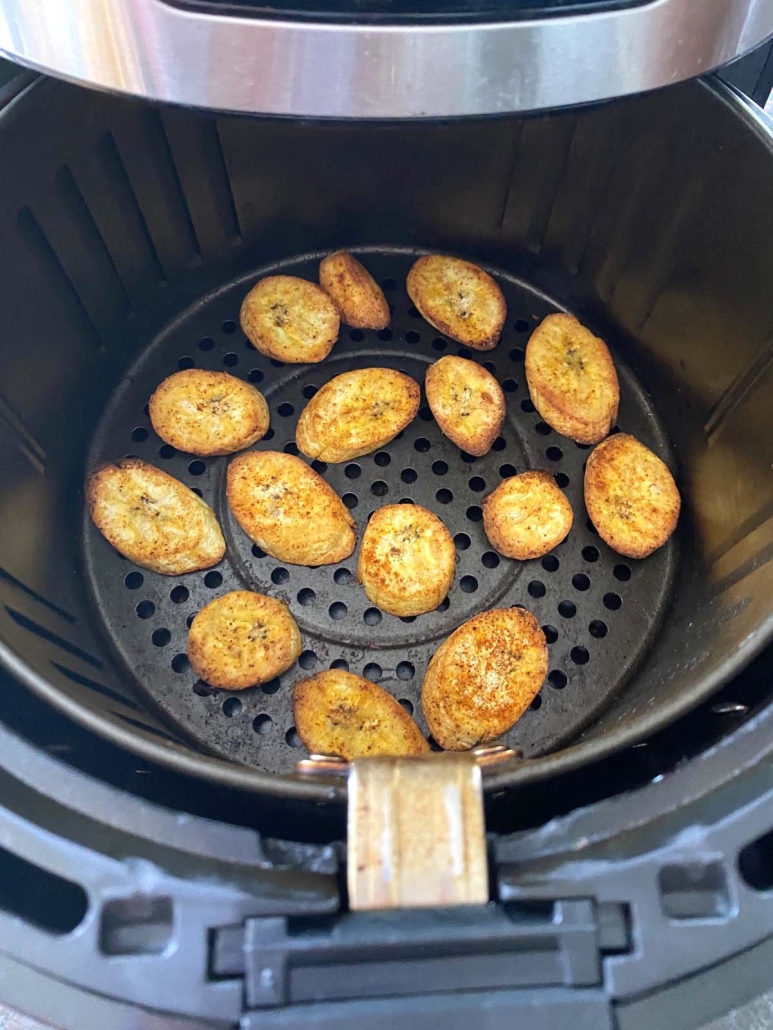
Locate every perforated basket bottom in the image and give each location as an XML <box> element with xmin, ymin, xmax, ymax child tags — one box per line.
<box><xmin>84</xmin><ymin>248</ymin><xmax>676</xmax><ymax>774</ymax></box>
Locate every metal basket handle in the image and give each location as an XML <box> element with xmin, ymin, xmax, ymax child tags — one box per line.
<box><xmin>298</xmin><ymin>746</ymin><xmax>517</xmax><ymax>910</ymax></box>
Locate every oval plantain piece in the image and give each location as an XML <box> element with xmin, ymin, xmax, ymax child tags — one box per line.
<box><xmin>293</xmin><ymin>669</ymin><xmax>429</xmax><ymax>759</ymax></box>
<box><xmin>149</xmin><ymin>369</ymin><xmax>270</xmax><ymax>456</ymax></box>
<box><xmin>357</xmin><ymin>503</ymin><xmax>455</xmax><ymax>617</ymax></box>
<box><xmin>187</xmin><ymin>590</ymin><xmax>301</xmax><ymax>690</ymax></box>
<box><xmin>240</xmin><ymin>275</ymin><xmax>340</xmax><ymax>364</ymax></box>
<box><xmin>296</xmin><ymin>367</ymin><xmax>420</xmax><ymax>463</ymax></box>
<box><xmin>584</xmin><ymin>433</ymin><xmax>680</xmax><ymax>559</ymax></box>
<box><xmin>226</xmin><ymin>450</ymin><xmax>356</xmax><ymax>566</ymax></box>
<box><xmin>406</xmin><ymin>255</ymin><xmax>506</xmax><ymax>350</ymax></box>
<box><xmin>482</xmin><ymin>470</ymin><xmax>573</xmax><ymax>560</ymax></box>
<box><xmin>87</xmin><ymin>458</ymin><xmax>225</xmax><ymax>575</ymax></box>
<box><xmin>319</xmin><ymin>251</ymin><xmax>390</xmax><ymax>330</ymax></box>
<box><xmin>421</xmin><ymin>608</ymin><xmax>547</xmax><ymax>751</ymax></box>
<box><xmin>425</xmin><ymin>355</ymin><xmax>505</xmax><ymax>457</ymax></box>
<box><xmin>525</xmin><ymin>313</ymin><xmax>619</xmax><ymax>444</ymax></box>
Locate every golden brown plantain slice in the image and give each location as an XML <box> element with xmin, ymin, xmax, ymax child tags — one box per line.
<box><xmin>319</xmin><ymin>251</ymin><xmax>390</xmax><ymax>330</ymax></box>
<box><xmin>293</xmin><ymin>669</ymin><xmax>429</xmax><ymax>759</ymax></box>
<box><xmin>482</xmin><ymin>469</ymin><xmax>573</xmax><ymax>560</ymax></box>
<box><xmin>421</xmin><ymin>608</ymin><xmax>547</xmax><ymax>751</ymax></box>
<box><xmin>296</xmin><ymin>367</ymin><xmax>420</xmax><ymax>463</ymax></box>
<box><xmin>226</xmin><ymin>450</ymin><xmax>356</xmax><ymax>566</ymax></box>
<box><xmin>584</xmin><ymin>433</ymin><xmax>680</xmax><ymax>559</ymax></box>
<box><xmin>187</xmin><ymin>591</ymin><xmax>301</xmax><ymax>690</ymax></box>
<box><xmin>525</xmin><ymin>313</ymin><xmax>619</xmax><ymax>444</ymax></box>
<box><xmin>406</xmin><ymin>255</ymin><xmax>506</xmax><ymax>350</ymax></box>
<box><xmin>240</xmin><ymin>275</ymin><xmax>340</xmax><ymax>363</ymax></box>
<box><xmin>149</xmin><ymin>369</ymin><xmax>270</xmax><ymax>456</ymax></box>
<box><xmin>87</xmin><ymin>458</ymin><xmax>225</xmax><ymax>575</ymax></box>
<box><xmin>424</xmin><ymin>355</ymin><xmax>505</xmax><ymax>457</ymax></box>
<box><xmin>357</xmin><ymin>503</ymin><xmax>455</xmax><ymax>617</ymax></box>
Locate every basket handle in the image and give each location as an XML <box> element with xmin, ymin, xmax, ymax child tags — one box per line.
<box><xmin>299</xmin><ymin>746</ymin><xmax>516</xmax><ymax>910</ymax></box>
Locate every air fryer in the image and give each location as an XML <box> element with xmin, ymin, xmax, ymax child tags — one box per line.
<box><xmin>0</xmin><ymin>72</ymin><xmax>770</xmax><ymax>806</ymax></box>
<box><xmin>0</xmin><ymin>5</ymin><xmax>771</xmax><ymax>1024</ymax></box>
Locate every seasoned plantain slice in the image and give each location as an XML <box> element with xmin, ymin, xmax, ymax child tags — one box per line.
<box><xmin>293</xmin><ymin>669</ymin><xmax>429</xmax><ymax>759</ymax></box>
<box><xmin>319</xmin><ymin>251</ymin><xmax>390</xmax><ymax>330</ymax></box>
<box><xmin>87</xmin><ymin>458</ymin><xmax>225</xmax><ymax>575</ymax></box>
<box><xmin>149</xmin><ymin>369</ymin><xmax>269</xmax><ymax>456</ymax></box>
<box><xmin>525</xmin><ymin>313</ymin><xmax>619</xmax><ymax>444</ymax></box>
<box><xmin>226</xmin><ymin>450</ymin><xmax>356</xmax><ymax>566</ymax></box>
<box><xmin>425</xmin><ymin>355</ymin><xmax>505</xmax><ymax>457</ymax></box>
<box><xmin>406</xmin><ymin>255</ymin><xmax>506</xmax><ymax>350</ymax></box>
<box><xmin>187</xmin><ymin>591</ymin><xmax>301</xmax><ymax>690</ymax></box>
<box><xmin>482</xmin><ymin>469</ymin><xmax>573</xmax><ymax>560</ymax></box>
<box><xmin>357</xmin><ymin>503</ymin><xmax>455</xmax><ymax>617</ymax></box>
<box><xmin>584</xmin><ymin>433</ymin><xmax>680</xmax><ymax>558</ymax></box>
<box><xmin>240</xmin><ymin>275</ymin><xmax>340</xmax><ymax>364</ymax></box>
<box><xmin>296</xmin><ymin>367</ymin><xmax>420</xmax><ymax>463</ymax></box>
<box><xmin>421</xmin><ymin>608</ymin><xmax>547</xmax><ymax>751</ymax></box>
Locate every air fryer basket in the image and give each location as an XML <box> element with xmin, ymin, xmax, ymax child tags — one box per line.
<box><xmin>0</xmin><ymin>74</ymin><xmax>771</xmax><ymax>802</ymax></box>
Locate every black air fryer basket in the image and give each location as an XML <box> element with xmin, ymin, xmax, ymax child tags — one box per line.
<box><xmin>0</xmin><ymin>74</ymin><xmax>770</xmax><ymax>807</ymax></box>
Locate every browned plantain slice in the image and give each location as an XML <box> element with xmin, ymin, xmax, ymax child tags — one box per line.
<box><xmin>482</xmin><ymin>469</ymin><xmax>573</xmax><ymax>560</ymax></box>
<box><xmin>584</xmin><ymin>433</ymin><xmax>680</xmax><ymax>558</ymax></box>
<box><xmin>525</xmin><ymin>313</ymin><xmax>619</xmax><ymax>444</ymax></box>
<box><xmin>406</xmin><ymin>255</ymin><xmax>506</xmax><ymax>350</ymax></box>
<box><xmin>296</xmin><ymin>367</ymin><xmax>420</xmax><ymax>463</ymax></box>
<box><xmin>240</xmin><ymin>275</ymin><xmax>340</xmax><ymax>363</ymax></box>
<box><xmin>187</xmin><ymin>591</ymin><xmax>301</xmax><ymax>690</ymax></box>
<box><xmin>357</xmin><ymin>503</ymin><xmax>455</xmax><ymax>617</ymax></box>
<box><xmin>425</xmin><ymin>355</ymin><xmax>505</xmax><ymax>457</ymax></box>
<box><xmin>226</xmin><ymin>450</ymin><xmax>356</xmax><ymax>566</ymax></box>
<box><xmin>421</xmin><ymin>608</ymin><xmax>547</xmax><ymax>751</ymax></box>
<box><xmin>319</xmin><ymin>251</ymin><xmax>390</xmax><ymax>330</ymax></box>
<box><xmin>293</xmin><ymin>669</ymin><xmax>429</xmax><ymax>759</ymax></box>
<box><xmin>149</xmin><ymin>369</ymin><xmax>269</xmax><ymax>456</ymax></box>
<box><xmin>87</xmin><ymin>458</ymin><xmax>225</xmax><ymax>575</ymax></box>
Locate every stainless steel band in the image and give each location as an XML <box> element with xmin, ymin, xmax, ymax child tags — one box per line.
<box><xmin>0</xmin><ymin>0</ymin><xmax>772</xmax><ymax>118</ymax></box>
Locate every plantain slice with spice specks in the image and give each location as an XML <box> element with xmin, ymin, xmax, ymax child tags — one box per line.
<box><xmin>240</xmin><ymin>275</ymin><xmax>340</xmax><ymax>364</ymax></box>
<box><xmin>584</xmin><ymin>433</ymin><xmax>680</xmax><ymax>558</ymax></box>
<box><xmin>296</xmin><ymin>367</ymin><xmax>420</xmax><ymax>463</ymax></box>
<box><xmin>407</xmin><ymin>255</ymin><xmax>506</xmax><ymax>350</ymax></box>
<box><xmin>227</xmin><ymin>450</ymin><xmax>356</xmax><ymax>566</ymax></box>
<box><xmin>187</xmin><ymin>591</ymin><xmax>301</xmax><ymax>690</ymax></box>
<box><xmin>357</xmin><ymin>503</ymin><xmax>455</xmax><ymax>617</ymax></box>
<box><xmin>422</xmin><ymin>608</ymin><xmax>547</xmax><ymax>751</ymax></box>
<box><xmin>525</xmin><ymin>313</ymin><xmax>619</xmax><ymax>444</ymax></box>
<box><xmin>425</xmin><ymin>354</ymin><xmax>505</xmax><ymax>457</ymax></box>
<box><xmin>293</xmin><ymin>669</ymin><xmax>429</xmax><ymax>759</ymax></box>
<box><xmin>149</xmin><ymin>369</ymin><xmax>269</xmax><ymax>456</ymax></box>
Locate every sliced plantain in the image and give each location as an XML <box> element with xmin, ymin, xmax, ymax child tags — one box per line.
<box><xmin>296</xmin><ymin>367</ymin><xmax>420</xmax><ymax>463</ymax></box>
<box><xmin>240</xmin><ymin>275</ymin><xmax>340</xmax><ymax>364</ymax></box>
<box><xmin>584</xmin><ymin>433</ymin><xmax>680</xmax><ymax>559</ymax></box>
<box><xmin>187</xmin><ymin>591</ymin><xmax>301</xmax><ymax>690</ymax></box>
<box><xmin>87</xmin><ymin>458</ymin><xmax>225</xmax><ymax>575</ymax></box>
<box><xmin>421</xmin><ymin>608</ymin><xmax>547</xmax><ymax>751</ymax></box>
<box><xmin>226</xmin><ymin>450</ymin><xmax>356</xmax><ymax>566</ymax></box>
<box><xmin>293</xmin><ymin>669</ymin><xmax>429</xmax><ymax>759</ymax></box>
<box><xmin>319</xmin><ymin>251</ymin><xmax>390</xmax><ymax>330</ymax></box>
<box><xmin>425</xmin><ymin>355</ymin><xmax>505</xmax><ymax>457</ymax></box>
<box><xmin>149</xmin><ymin>369</ymin><xmax>269</xmax><ymax>456</ymax></box>
<box><xmin>406</xmin><ymin>254</ymin><xmax>506</xmax><ymax>350</ymax></box>
<box><xmin>525</xmin><ymin>313</ymin><xmax>619</xmax><ymax>444</ymax></box>
<box><xmin>482</xmin><ymin>469</ymin><xmax>573</xmax><ymax>560</ymax></box>
<box><xmin>357</xmin><ymin>503</ymin><xmax>455</xmax><ymax>617</ymax></box>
